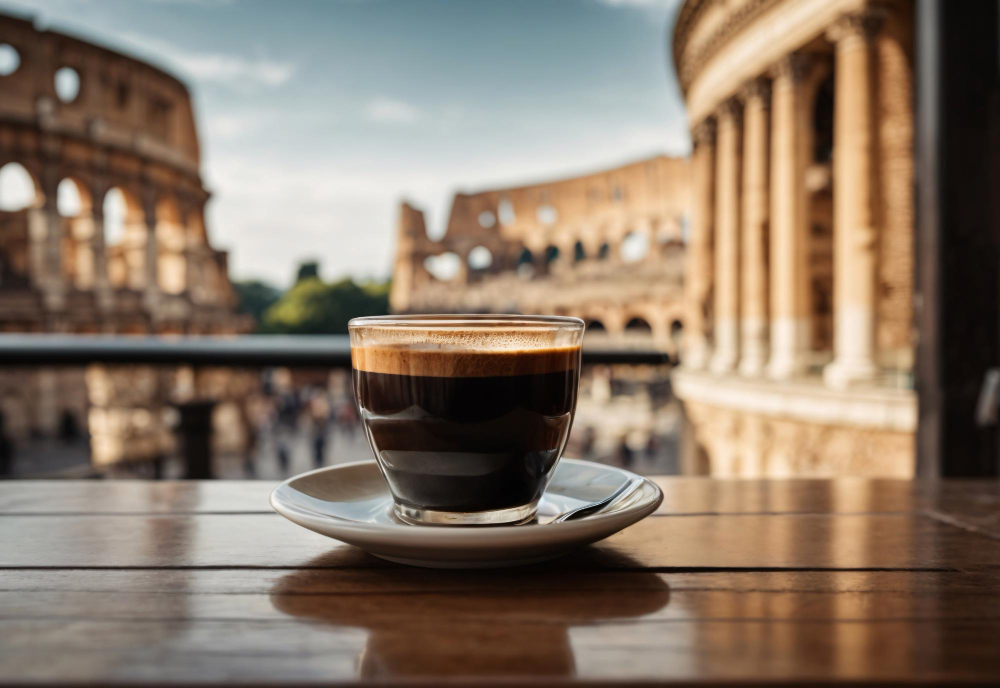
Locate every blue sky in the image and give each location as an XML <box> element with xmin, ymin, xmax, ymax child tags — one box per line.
<box><xmin>3</xmin><ymin>0</ymin><xmax>689</xmax><ymax>286</ymax></box>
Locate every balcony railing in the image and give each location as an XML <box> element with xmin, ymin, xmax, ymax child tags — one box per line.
<box><xmin>0</xmin><ymin>334</ymin><xmax>673</xmax><ymax>479</ymax></box>
<box><xmin>0</xmin><ymin>334</ymin><xmax>672</xmax><ymax>367</ymax></box>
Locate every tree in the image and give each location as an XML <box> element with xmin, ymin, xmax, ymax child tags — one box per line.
<box><xmin>295</xmin><ymin>261</ymin><xmax>320</xmax><ymax>283</ymax></box>
<box><xmin>232</xmin><ymin>280</ymin><xmax>282</xmax><ymax>331</ymax></box>
<box><xmin>261</xmin><ymin>276</ymin><xmax>390</xmax><ymax>334</ymax></box>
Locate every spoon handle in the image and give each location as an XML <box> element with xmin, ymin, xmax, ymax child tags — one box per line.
<box><xmin>551</xmin><ymin>476</ymin><xmax>645</xmax><ymax>523</ymax></box>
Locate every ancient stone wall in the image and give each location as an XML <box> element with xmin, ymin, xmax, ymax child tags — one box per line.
<box><xmin>0</xmin><ymin>12</ymin><xmax>251</xmax><ymax>466</ymax></box>
<box><xmin>390</xmin><ymin>155</ymin><xmax>691</xmax><ymax>352</ymax></box>
<box><xmin>673</xmin><ymin>0</ymin><xmax>918</xmax><ymax>477</ymax></box>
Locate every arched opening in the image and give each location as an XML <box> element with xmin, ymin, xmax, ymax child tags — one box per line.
<box><xmin>102</xmin><ymin>187</ymin><xmax>144</xmax><ymax>289</ymax></box>
<box><xmin>574</xmin><ymin>240</ymin><xmax>586</xmax><ymax>262</ymax></box>
<box><xmin>516</xmin><ymin>248</ymin><xmax>535</xmax><ymax>278</ymax></box>
<box><xmin>477</xmin><ymin>210</ymin><xmax>496</xmax><ymax>228</ymax></box>
<box><xmin>423</xmin><ymin>252</ymin><xmax>461</xmax><ymax>281</ymax></box>
<box><xmin>0</xmin><ymin>44</ymin><xmax>20</xmax><ymax>77</ymax></box>
<box><xmin>468</xmin><ymin>245</ymin><xmax>493</xmax><ymax>271</ymax></box>
<box><xmin>536</xmin><ymin>204</ymin><xmax>558</xmax><ymax>226</ymax></box>
<box><xmin>620</xmin><ymin>231</ymin><xmax>649</xmax><ymax>263</ymax></box>
<box><xmin>57</xmin><ymin>178</ymin><xmax>96</xmax><ymax>288</ymax></box>
<box><xmin>625</xmin><ymin>317</ymin><xmax>653</xmax><ymax>333</ymax></box>
<box><xmin>497</xmin><ymin>198</ymin><xmax>515</xmax><ymax>226</ymax></box>
<box><xmin>0</xmin><ymin>162</ymin><xmax>39</xmax><ymax>211</ymax></box>
<box><xmin>54</xmin><ymin>66</ymin><xmax>81</xmax><ymax>104</ymax></box>
<box><xmin>156</xmin><ymin>196</ymin><xmax>187</xmax><ymax>295</ymax></box>
<box><xmin>544</xmin><ymin>245</ymin><xmax>560</xmax><ymax>265</ymax></box>
<box><xmin>623</xmin><ymin>317</ymin><xmax>655</xmax><ymax>348</ymax></box>
<box><xmin>597</xmin><ymin>242</ymin><xmax>611</xmax><ymax>261</ymax></box>
<box><xmin>56</xmin><ymin>179</ymin><xmax>84</xmax><ymax>217</ymax></box>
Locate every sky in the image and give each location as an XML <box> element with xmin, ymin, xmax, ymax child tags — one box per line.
<box><xmin>1</xmin><ymin>0</ymin><xmax>689</xmax><ymax>287</ymax></box>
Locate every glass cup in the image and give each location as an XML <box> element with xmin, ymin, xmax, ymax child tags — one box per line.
<box><xmin>349</xmin><ymin>314</ymin><xmax>584</xmax><ymax>525</ymax></box>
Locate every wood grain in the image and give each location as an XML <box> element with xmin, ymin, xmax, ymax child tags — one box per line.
<box><xmin>3</xmin><ymin>479</ymin><xmax>1000</xmax><ymax>686</ymax></box>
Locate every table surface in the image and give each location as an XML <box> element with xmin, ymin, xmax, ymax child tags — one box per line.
<box><xmin>3</xmin><ymin>477</ymin><xmax>1000</xmax><ymax>686</ymax></box>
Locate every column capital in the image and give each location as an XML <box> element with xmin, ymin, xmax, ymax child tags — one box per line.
<box><xmin>739</xmin><ymin>77</ymin><xmax>771</xmax><ymax>106</ymax></box>
<box><xmin>828</xmin><ymin>3</ymin><xmax>887</xmax><ymax>44</ymax></box>
<box><xmin>771</xmin><ymin>53</ymin><xmax>813</xmax><ymax>84</ymax></box>
<box><xmin>692</xmin><ymin>119</ymin><xmax>716</xmax><ymax>146</ymax></box>
<box><xmin>717</xmin><ymin>97</ymin><xmax>743</xmax><ymax>125</ymax></box>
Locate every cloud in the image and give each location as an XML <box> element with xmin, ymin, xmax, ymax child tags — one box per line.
<box><xmin>119</xmin><ymin>32</ymin><xmax>294</xmax><ymax>90</ymax></box>
<box><xmin>364</xmin><ymin>97</ymin><xmax>421</xmax><ymax>125</ymax></box>
<box><xmin>594</xmin><ymin>0</ymin><xmax>679</xmax><ymax>7</ymax></box>
<box><xmin>204</xmin><ymin>112</ymin><xmax>266</xmax><ymax>140</ymax></box>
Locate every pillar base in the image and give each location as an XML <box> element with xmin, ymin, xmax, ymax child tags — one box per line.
<box><xmin>710</xmin><ymin>320</ymin><xmax>738</xmax><ymax>374</ymax></box>
<box><xmin>767</xmin><ymin>318</ymin><xmax>811</xmax><ymax>380</ymax></box>
<box><xmin>767</xmin><ymin>353</ymin><xmax>810</xmax><ymax>380</ymax></box>
<box><xmin>710</xmin><ymin>348</ymin><xmax>739</xmax><ymax>375</ymax></box>
<box><xmin>824</xmin><ymin>356</ymin><xmax>879</xmax><ymax>389</ymax></box>
<box><xmin>738</xmin><ymin>351</ymin><xmax>768</xmax><ymax>377</ymax></box>
<box><xmin>684</xmin><ymin>339</ymin><xmax>712</xmax><ymax>370</ymax></box>
<box><xmin>738</xmin><ymin>318</ymin><xmax>768</xmax><ymax>377</ymax></box>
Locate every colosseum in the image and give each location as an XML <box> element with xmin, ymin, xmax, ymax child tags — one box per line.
<box><xmin>391</xmin><ymin>155</ymin><xmax>691</xmax><ymax>355</ymax></box>
<box><xmin>672</xmin><ymin>0</ymin><xmax>917</xmax><ymax>477</ymax></box>
<box><xmin>0</xmin><ymin>12</ymin><xmax>250</xmax><ymax>471</ymax></box>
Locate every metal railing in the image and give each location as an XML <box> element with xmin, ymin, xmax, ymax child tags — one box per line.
<box><xmin>0</xmin><ymin>334</ymin><xmax>672</xmax><ymax>367</ymax></box>
<box><xmin>0</xmin><ymin>334</ymin><xmax>673</xmax><ymax>479</ymax></box>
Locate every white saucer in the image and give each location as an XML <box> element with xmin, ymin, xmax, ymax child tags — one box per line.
<box><xmin>270</xmin><ymin>458</ymin><xmax>663</xmax><ymax>568</ymax></box>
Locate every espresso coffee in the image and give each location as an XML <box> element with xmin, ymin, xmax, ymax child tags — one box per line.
<box><xmin>352</xmin><ymin>345</ymin><xmax>580</xmax><ymax>514</ymax></box>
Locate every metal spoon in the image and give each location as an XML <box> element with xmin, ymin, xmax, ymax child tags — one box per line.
<box><xmin>548</xmin><ymin>476</ymin><xmax>645</xmax><ymax>524</ymax></box>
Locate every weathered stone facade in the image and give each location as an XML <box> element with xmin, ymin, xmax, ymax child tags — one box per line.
<box><xmin>0</xmin><ymin>13</ymin><xmax>250</xmax><ymax>467</ymax></box>
<box><xmin>674</xmin><ymin>0</ymin><xmax>917</xmax><ymax>477</ymax></box>
<box><xmin>391</xmin><ymin>155</ymin><xmax>691</xmax><ymax>353</ymax></box>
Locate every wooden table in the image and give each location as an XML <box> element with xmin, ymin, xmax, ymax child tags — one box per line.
<box><xmin>3</xmin><ymin>478</ymin><xmax>1000</xmax><ymax>685</ymax></box>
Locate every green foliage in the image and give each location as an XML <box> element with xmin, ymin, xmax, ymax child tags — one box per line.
<box><xmin>295</xmin><ymin>261</ymin><xmax>321</xmax><ymax>283</ymax></box>
<box><xmin>233</xmin><ymin>280</ymin><xmax>282</xmax><ymax>330</ymax></box>
<box><xmin>261</xmin><ymin>276</ymin><xmax>390</xmax><ymax>334</ymax></box>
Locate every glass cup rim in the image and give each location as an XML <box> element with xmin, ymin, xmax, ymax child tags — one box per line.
<box><xmin>349</xmin><ymin>313</ymin><xmax>585</xmax><ymax>330</ymax></box>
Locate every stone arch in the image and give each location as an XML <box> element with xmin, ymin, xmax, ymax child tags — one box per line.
<box><xmin>156</xmin><ymin>195</ymin><xmax>187</xmax><ymax>295</ymax></box>
<box><xmin>573</xmin><ymin>240</ymin><xmax>586</xmax><ymax>262</ymax></box>
<box><xmin>625</xmin><ymin>316</ymin><xmax>653</xmax><ymax>333</ymax></box>
<box><xmin>544</xmin><ymin>244</ymin><xmax>560</xmax><ymax>265</ymax></box>
<box><xmin>620</xmin><ymin>230</ymin><xmax>650</xmax><ymax>264</ymax></box>
<box><xmin>56</xmin><ymin>176</ymin><xmax>97</xmax><ymax>288</ymax></box>
<box><xmin>597</xmin><ymin>242</ymin><xmax>611</xmax><ymax>260</ymax></box>
<box><xmin>101</xmin><ymin>186</ymin><xmax>144</xmax><ymax>289</ymax></box>
<box><xmin>0</xmin><ymin>162</ymin><xmax>42</xmax><ymax>211</ymax></box>
<box><xmin>515</xmin><ymin>247</ymin><xmax>535</xmax><ymax>277</ymax></box>
<box><xmin>467</xmin><ymin>245</ymin><xmax>493</xmax><ymax>271</ymax></box>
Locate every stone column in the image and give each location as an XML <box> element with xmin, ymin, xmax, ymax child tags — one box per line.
<box><xmin>142</xmin><ymin>189</ymin><xmax>160</xmax><ymax>313</ymax></box>
<box><xmin>90</xmin><ymin>185</ymin><xmax>112</xmax><ymax>310</ymax></box>
<box><xmin>824</xmin><ymin>9</ymin><xmax>883</xmax><ymax>388</ymax></box>
<box><xmin>710</xmin><ymin>99</ymin><xmax>742</xmax><ymax>374</ymax></box>
<box><xmin>683</xmin><ymin>119</ymin><xmax>716</xmax><ymax>370</ymax></box>
<box><xmin>767</xmin><ymin>54</ymin><xmax>813</xmax><ymax>380</ymax></box>
<box><xmin>30</xmin><ymin>169</ymin><xmax>66</xmax><ymax>310</ymax></box>
<box><xmin>738</xmin><ymin>78</ymin><xmax>771</xmax><ymax>377</ymax></box>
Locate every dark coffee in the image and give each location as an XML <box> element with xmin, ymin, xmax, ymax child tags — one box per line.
<box><xmin>352</xmin><ymin>345</ymin><xmax>580</xmax><ymax>513</ymax></box>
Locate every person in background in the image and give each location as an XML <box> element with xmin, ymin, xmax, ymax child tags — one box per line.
<box><xmin>308</xmin><ymin>390</ymin><xmax>332</xmax><ymax>468</ymax></box>
<box><xmin>274</xmin><ymin>391</ymin><xmax>299</xmax><ymax>473</ymax></box>
<box><xmin>0</xmin><ymin>411</ymin><xmax>12</xmax><ymax>476</ymax></box>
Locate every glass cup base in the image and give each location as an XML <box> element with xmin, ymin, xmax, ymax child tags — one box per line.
<box><xmin>394</xmin><ymin>498</ymin><xmax>539</xmax><ymax>526</ymax></box>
